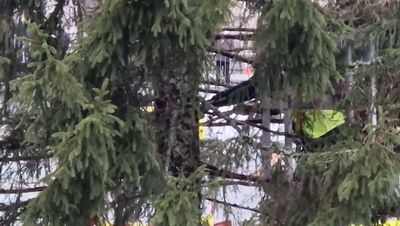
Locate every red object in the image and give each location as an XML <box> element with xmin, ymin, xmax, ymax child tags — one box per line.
<box><xmin>214</xmin><ymin>220</ymin><xmax>232</xmax><ymax>226</ymax></box>
<box><xmin>242</xmin><ymin>67</ymin><xmax>253</xmax><ymax>77</ymax></box>
<box><xmin>88</xmin><ymin>217</ymin><xmax>99</xmax><ymax>226</ymax></box>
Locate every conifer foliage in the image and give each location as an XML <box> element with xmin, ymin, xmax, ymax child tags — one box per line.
<box><xmin>1</xmin><ymin>1</ymin><xmax>400</xmax><ymax>226</ymax></box>
<box><xmin>254</xmin><ymin>0</ymin><xmax>340</xmax><ymax>101</ymax></box>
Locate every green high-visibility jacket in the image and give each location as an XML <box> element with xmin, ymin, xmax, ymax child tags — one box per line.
<box><xmin>302</xmin><ymin>110</ymin><xmax>346</xmax><ymax>138</ymax></box>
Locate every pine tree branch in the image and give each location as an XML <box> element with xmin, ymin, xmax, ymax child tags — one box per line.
<box><xmin>0</xmin><ymin>186</ymin><xmax>46</xmax><ymax>194</ymax></box>
<box><xmin>205</xmin><ymin>197</ymin><xmax>260</xmax><ymax>213</ymax></box>
<box><xmin>201</xmin><ymin>80</ymin><xmax>241</xmax><ymax>88</ymax></box>
<box><xmin>221</xmin><ymin>27</ymin><xmax>256</xmax><ymax>32</ymax></box>
<box><xmin>201</xmin><ymin>118</ymin><xmax>284</xmax><ymax>127</ymax></box>
<box><xmin>0</xmin><ymin>154</ymin><xmax>51</xmax><ymax>162</ymax></box>
<box><xmin>203</xmin><ymin>101</ymin><xmax>297</xmax><ymax>138</ymax></box>
<box><xmin>210</xmin><ymin>48</ymin><xmax>253</xmax><ymax>64</ymax></box>
<box><xmin>198</xmin><ymin>88</ymin><xmax>222</xmax><ymax>94</ymax></box>
<box><xmin>0</xmin><ymin>139</ymin><xmax>22</xmax><ymax>151</ymax></box>
<box><xmin>214</xmin><ymin>180</ymin><xmax>260</xmax><ymax>187</ymax></box>
<box><xmin>0</xmin><ymin>200</ymin><xmax>31</xmax><ymax>212</ymax></box>
<box><xmin>236</xmin><ymin>0</ymin><xmax>257</xmax><ymax>2</ymax></box>
<box><xmin>223</xmin><ymin>47</ymin><xmax>254</xmax><ymax>52</ymax></box>
<box><xmin>0</xmin><ymin>199</ymin><xmax>29</xmax><ymax>225</ymax></box>
<box><xmin>201</xmin><ymin>161</ymin><xmax>268</xmax><ymax>183</ymax></box>
<box><xmin>215</xmin><ymin>33</ymin><xmax>254</xmax><ymax>41</ymax></box>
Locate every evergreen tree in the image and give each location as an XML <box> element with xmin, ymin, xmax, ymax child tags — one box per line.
<box><xmin>1</xmin><ymin>1</ymin><xmax>400</xmax><ymax>226</ymax></box>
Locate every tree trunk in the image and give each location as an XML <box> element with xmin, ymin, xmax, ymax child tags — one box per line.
<box><xmin>154</xmin><ymin>51</ymin><xmax>201</xmax><ymax>219</ymax></box>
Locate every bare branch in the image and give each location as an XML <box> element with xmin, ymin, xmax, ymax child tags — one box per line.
<box><xmin>215</xmin><ymin>33</ymin><xmax>254</xmax><ymax>41</ymax></box>
<box><xmin>210</xmin><ymin>48</ymin><xmax>253</xmax><ymax>64</ymax></box>
<box><xmin>201</xmin><ymin>118</ymin><xmax>284</xmax><ymax>127</ymax></box>
<box><xmin>203</xmin><ymin>102</ymin><xmax>297</xmax><ymax>138</ymax></box>
<box><xmin>221</xmin><ymin>27</ymin><xmax>256</xmax><ymax>32</ymax></box>
<box><xmin>0</xmin><ymin>154</ymin><xmax>51</xmax><ymax>163</ymax></box>
<box><xmin>0</xmin><ymin>200</ymin><xmax>31</xmax><ymax>212</ymax></box>
<box><xmin>205</xmin><ymin>197</ymin><xmax>260</xmax><ymax>213</ymax></box>
<box><xmin>214</xmin><ymin>180</ymin><xmax>260</xmax><ymax>187</ymax></box>
<box><xmin>202</xmin><ymin>161</ymin><xmax>267</xmax><ymax>183</ymax></box>
<box><xmin>0</xmin><ymin>186</ymin><xmax>46</xmax><ymax>194</ymax></box>
<box><xmin>198</xmin><ymin>88</ymin><xmax>222</xmax><ymax>94</ymax></box>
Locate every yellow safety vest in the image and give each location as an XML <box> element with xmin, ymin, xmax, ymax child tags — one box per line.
<box><xmin>351</xmin><ymin>219</ymin><xmax>400</xmax><ymax>226</ymax></box>
<box><xmin>295</xmin><ymin>109</ymin><xmax>345</xmax><ymax>139</ymax></box>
